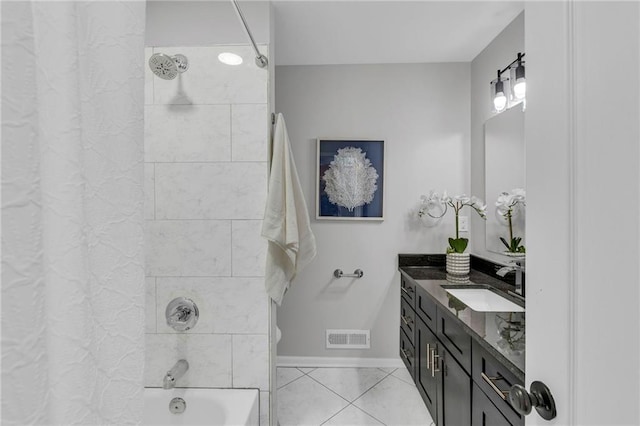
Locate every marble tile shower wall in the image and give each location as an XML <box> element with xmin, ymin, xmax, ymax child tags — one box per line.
<box><xmin>144</xmin><ymin>45</ymin><xmax>271</xmax><ymax>425</ymax></box>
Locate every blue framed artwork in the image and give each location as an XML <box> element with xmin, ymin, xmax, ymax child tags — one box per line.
<box><xmin>316</xmin><ymin>139</ymin><xmax>385</xmax><ymax>220</ymax></box>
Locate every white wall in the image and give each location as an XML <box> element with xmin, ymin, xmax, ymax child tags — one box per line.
<box><xmin>469</xmin><ymin>12</ymin><xmax>524</xmax><ymax>263</ymax></box>
<box><xmin>275</xmin><ymin>63</ymin><xmax>470</xmax><ymax>359</ymax></box>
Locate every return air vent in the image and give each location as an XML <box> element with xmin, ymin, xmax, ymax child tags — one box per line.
<box><xmin>326</xmin><ymin>329</ymin><xmax>370</xmax><ymax>349</ymax></box>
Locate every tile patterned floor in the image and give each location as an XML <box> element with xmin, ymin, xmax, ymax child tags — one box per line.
<box><xmin>277</xmin><ymin>367</ymin><xmax>435</xmax><ymax>426</ymax></box>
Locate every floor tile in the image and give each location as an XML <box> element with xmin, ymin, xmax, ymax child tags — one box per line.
<box><xmin>353</xmin><ymin>375</ymin><xmax>434</xmax><ymax>426</ymax></box>
<box><xmin>278</xmin><ymin>375</ymin><xmax>349</xmax><ymax>426</ymax></box>
<box><xmin>391</xmin><ymin>366</ymin><xmax>414</xmax><ymax>385</ymax></box>
<box><xmin>377</xmin><ymin>367</ymin><xmax>397</xmax><ymax>374</ymax></box>
<box><xmin>277</xmin><ymin>367</ymin><xmax>304</xmax><ymax>389</ymax></box>
<box><xmin>322</xmin><ymin>405</ymin><xmax>384</xmax><ymax>425</ymax></box>
<box><xmin>297</xmin><ymin>367</ymin><xmax>317</xmax><ymax>374</ymax></box>
<box><xmin>308</xmin><ymin>368</ymin><xmax>389</xmax><ymax>402</ymax></box>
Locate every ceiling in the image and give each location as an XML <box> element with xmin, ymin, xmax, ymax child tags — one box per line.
<box><xmin>272</xmin><ymin>1</ymin><xmax>524</xmax><ymax>66</ymax></box>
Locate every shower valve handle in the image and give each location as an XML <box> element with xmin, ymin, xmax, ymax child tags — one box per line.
<box><xmin>166</xmin><ymin>297</ymin><xmax>199</xmax><ymax>331</ymax></box>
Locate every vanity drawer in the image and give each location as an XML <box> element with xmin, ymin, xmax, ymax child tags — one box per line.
<box><xmin>399</xmin><ymin>327</ymin><xmax>416</xmax><ymax>380</ymax></box>
<box><xmin>436</xmin><ymin>308</ymin><xmax>472</xmax><ymax>374</ymax></box>
<box><xmin>400</xmin><ymin>276</ymin><xmax>416</xmax><ymax>307</ymax></box>
<box><xmin>472</xmin><ymin>383</ymin><xmax>513</xmax><ymax>426</ymax></box>
<box><xmin>415</xmin><ymin>285</ymin><xmax>437</xmax><ymax>331</ymax></box>
<box><xmin>472</xmin><ymin>340</ymin><xmax>524</xmax><ymax>426</ymax></box>
<box><xmin>400</xmin><ymin>296</ymin><xmax>416</xmax><ymax>343</ymax></box>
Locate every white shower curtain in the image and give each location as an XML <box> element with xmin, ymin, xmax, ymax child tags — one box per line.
<box><xmin>2</xmin><ymin>1</ymin><xmax>146</xmax><ymax>424</ymax></box>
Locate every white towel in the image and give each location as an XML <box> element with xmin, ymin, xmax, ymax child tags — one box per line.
<box><xmin>261</xmin><ymin>113</ymin><xmax>317</xmax><ymax>306</ymax></box>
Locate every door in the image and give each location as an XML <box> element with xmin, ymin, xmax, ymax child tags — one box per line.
<box><xmin>525</xmin><ymin>2</ymin><xmax>639</xmax><ymax>424</ymax></box>
<box><xmin>439</xmin><ymin>347</ymin><xmax>471</xmax><ymax>426</ymax></box>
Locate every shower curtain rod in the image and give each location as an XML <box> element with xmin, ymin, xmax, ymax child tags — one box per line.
<box><xmin>231</xmin><ymin>0</ymin><xmax>269</xmax><ymax>68</ymax></box>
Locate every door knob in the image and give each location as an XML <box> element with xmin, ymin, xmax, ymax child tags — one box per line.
<box><xmin>509</xmin><ymin>381</ymin><xmax>557</xmax><ymax>420</ymax></box>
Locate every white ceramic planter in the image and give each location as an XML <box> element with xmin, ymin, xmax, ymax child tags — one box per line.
<box><xmin>446</xmin><ymin>252</ymin><xmax>470</xmax><ymax>283</ymax></box>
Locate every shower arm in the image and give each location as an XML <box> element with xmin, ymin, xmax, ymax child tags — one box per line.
<box><xmin>230</xmin><ymin>0</ymin><xmax>269</xmax><ymax>68</ymax></box>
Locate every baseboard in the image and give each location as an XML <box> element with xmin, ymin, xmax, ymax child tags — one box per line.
<box><xmin>277</xmin><ymin>356</ymin><xmax>404</xmax><ymax>369</ymax></box>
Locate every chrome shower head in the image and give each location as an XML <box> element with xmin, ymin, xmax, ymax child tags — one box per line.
<box><xmin>148</xmin><ymin>53</ymin><xmax>189</xmax><ymax>80</ymax></box>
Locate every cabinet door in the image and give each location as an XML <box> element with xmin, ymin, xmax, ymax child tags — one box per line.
<box><xmin>472</xmin><ymin>383</ymin><xmax>512</xmax><ymax>426</ymax></box>
<box><xmin>439</xmin><ymin>347</ymin><xmax>471</xmax><ymax>426</ymax></box>
<box><xmin>415</xmin><ymin>317</ymin><xmax>438</xmax><ymax>419</ymax></box>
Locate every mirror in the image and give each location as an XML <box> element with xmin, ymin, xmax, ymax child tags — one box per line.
<box><xmin>484</xmin><ymin>106</ymin><xmax>525</xmax><ymax>255</ymax></box>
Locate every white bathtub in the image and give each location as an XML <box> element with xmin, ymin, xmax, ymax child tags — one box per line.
<box><xmin>144</xmin><ymin>388</ymin><xmax>259</xmax><ymax>426</ymax></box>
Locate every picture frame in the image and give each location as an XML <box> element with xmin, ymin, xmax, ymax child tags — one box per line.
<box><xmin>316</xmin><ymin>138</ymin><xmax>385</xmax><ymax>221</ymax></box>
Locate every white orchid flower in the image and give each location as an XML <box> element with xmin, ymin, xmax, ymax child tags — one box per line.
<box><xmin>512</xmin><ymin>188</ymin><xmax>526</xmax><ymax>197</ymax></box>
<box><xmin>453</xmin><ymin>194</ymin><xmax>471</xmax><ymax>204</ymax></box>
<box><xmin>495</xmin><ymin>192</ymin><xmax>509</xmax><ymax>207</ymax></box>
<box><xmin>440</xmin><ymin>190</ymin><xmax>451</xmax><ymax>204</ymax></box>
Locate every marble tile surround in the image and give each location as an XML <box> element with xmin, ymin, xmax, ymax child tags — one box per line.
<box><xmin>145</xmin><ymin>220</ymin><xmax>231</xmax><ymax>277</ymax></box>
<box><xmin>145</xmin><ymin>105</ymin><xmax>231</xmax><ymax>162</ymax></box>
<box><xmin>144</xmin><ymin>44</ymin><xmax>270</xmax><ymax>424</ymax></box>
<box><xmin>232</xmin><ymin>220</ymin><xmax>268</xmax><ymax>277</ymax></box>
<box><xmin>232</xmin><ymin>104</ymin><xmax>269</xmax><ymax>162</ymax></box>
<box><xmin>155</xmin><ymin>277</ymin><xmax>268</xmax><ymax>335</ymax></box>
<box><xmin>145</xmin><ymin>334</ymin><xmax>232</xmax><ymax>388</ymax></box>
<box><xmin>155</xmin><ymin>162</ymin><xmax>267</xmax><ymax>220</ymax></box>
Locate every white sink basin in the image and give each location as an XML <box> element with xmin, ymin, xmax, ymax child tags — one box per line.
<box><xmin>445</xmin><ymin>288</ymin><xmax>524</xmax><ymax>312</ymax></box>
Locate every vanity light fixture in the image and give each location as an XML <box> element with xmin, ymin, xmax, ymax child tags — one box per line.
<box><xmin>490</xmin><ymin>52</ymin><xmax>526</xmax><ymax>113</ymax></box>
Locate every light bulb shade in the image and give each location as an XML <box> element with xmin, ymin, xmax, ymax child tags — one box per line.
<box><xmin>494</xmin><ymin>93</ymin><xmax>507</xmax><ymax>111</ymax></box>
<box><xmin>513</xmin><ymin>80</ymin><xmax>526</xmax><ymax>100</ymax></box>
<box><xmin>510</xmin><ymin>62</ymin><xmax>526</xmax><ymax>101</ymax></box>
<box><xmin>490</xmin><ymin>77</ymin><xmax>510</xmax><ymax>113</ymax></box>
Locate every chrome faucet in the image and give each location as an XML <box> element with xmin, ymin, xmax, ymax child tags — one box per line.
<box><xmin>496</xmin><ymin>259</ymin><xmax>525</xmax><ymax>296</ymax></box>
<box><xmin>163</xmin><ymin>359</ymin><xmax>189</xmax><ymax>389</ymax></box>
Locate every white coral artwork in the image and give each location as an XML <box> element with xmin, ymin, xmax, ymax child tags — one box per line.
<box><xmin>322</xmin><ymin>147</ymin><xmax>379</xmax><ymax>211</ymax></box>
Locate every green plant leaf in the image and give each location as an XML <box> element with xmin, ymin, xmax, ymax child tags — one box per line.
<box><xmin>500</xmin><ymin>237</ymin><xmax>511</xmax><ymax>250</ymax></box>
<box><xmin>448</xmin><ymin>237</ymin><xmax>468</xmax><ymax>253</ymax></box>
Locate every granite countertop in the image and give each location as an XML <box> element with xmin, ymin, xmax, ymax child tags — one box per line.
<box><xmin>399</xmin><ymin>255</ymin><xmax>525</xmax><ymax>381</ymax></box>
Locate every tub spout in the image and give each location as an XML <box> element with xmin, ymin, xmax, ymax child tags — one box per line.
<box><xmin>163</xmin><ymin>359</ymin><xmax>189</xmax><ymax>389</ymax></box>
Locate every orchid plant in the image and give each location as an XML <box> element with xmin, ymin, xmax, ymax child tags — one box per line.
<box><xmin>418</xmin><ymin>190</ymin><xmax>487</xmax><ymax>253</ymax></box>
<box><xmin>496</xmin><ymin>188</ymin><xmax>526</xmax><ymax>253</ymax></box>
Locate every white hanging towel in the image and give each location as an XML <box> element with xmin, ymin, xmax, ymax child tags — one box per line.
<box><xmin>262</xmin><ymin>113</ymin><xmax>317</xmax><ymax>306</ymax></box>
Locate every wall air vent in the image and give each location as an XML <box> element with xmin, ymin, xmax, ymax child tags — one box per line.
<box><xmin>326</xmin><ymin>329</ymin><xmax>370</xmax><ymax>349</ymax></box>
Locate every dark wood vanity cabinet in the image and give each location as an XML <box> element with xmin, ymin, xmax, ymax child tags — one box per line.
<box><xmin>472</xmin><ymin>383</ymin><xmax>512</xmax><ymax>426</ymax></box>
<box><xmin>439</xmin><ymin>346</ymin><xmax>471</xmax><ymax>426</ymax></box>
<box><xmin>471</xmin><ymin>340</ymin><xmax>524</xmax><ymax>426</ymax></box>
<box><xmin>400</xmin><ymin>273</ymin><xmax>522</xmax><ymax>426</ymax></box>
<box><xmin>402</xmin><ymin>283</ymin><xmax>471</xmax><ymax>426</ymax></box>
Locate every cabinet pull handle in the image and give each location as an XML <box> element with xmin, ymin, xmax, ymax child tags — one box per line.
<box><xmin>401</xmin><ymin>348</ymin><xmax>412</xmax><ymax>360</ymax></box>
<box><xmin>426</xmin><ymin>344</ymin><xmax>431</xmax><ymax>369</ymax></box>
<box><xmin>430</xmin><ymin>349</ymin><xmax>440</xmax><ymax>377</ymax></box>
<box><xmin>401</xmin><ymin>315</ymin><xmax>413</xmax><ymax>326</ymax></box>
<box><xmin>481</xmin><ymin>372</ymin><xmax>510</xmax><ymax>400</ymax></box>
<box><xmin>401</xmin><ymin>286</ymin><xmax>414</xmax><ymax>295</ymax></box>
